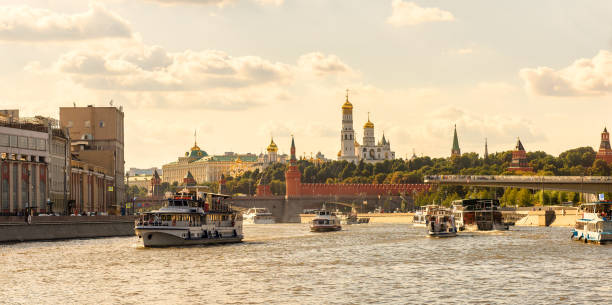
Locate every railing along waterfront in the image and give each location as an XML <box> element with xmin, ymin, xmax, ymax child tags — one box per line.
<box><xmin>424</xmin><ymin>175</ymin><xmax>612</xmax><ymax>184</ymax></box>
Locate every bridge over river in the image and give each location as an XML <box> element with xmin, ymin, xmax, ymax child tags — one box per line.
<box><xmin>424</xmin><ymin>175</ymin><xmax>612</xmax><ymax>193</ymax></box>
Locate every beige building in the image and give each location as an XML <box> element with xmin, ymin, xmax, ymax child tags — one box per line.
<box><xmin>162</xmin><ymin>140</ymin><xmax>260</xmax><ymax>184</ymax></box>
<box><xmin>60</xmin><ymin>105</ymin><xmax>125</xmax><ymax>212</ymax></box>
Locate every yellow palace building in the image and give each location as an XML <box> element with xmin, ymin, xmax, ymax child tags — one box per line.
<box><xmin>162</xmin><ymin>139</ymin><xmax>260</xmax><ymax>184</ymax></box>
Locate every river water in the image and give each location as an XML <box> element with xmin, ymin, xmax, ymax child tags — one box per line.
<box><xmin>1</xmin><ymin>224</ymin><xmax>610</xmax><ymax>304</ymax></box>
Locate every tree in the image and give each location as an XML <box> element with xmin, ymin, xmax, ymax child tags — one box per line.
<box><xmin>517</xmin><ymin>189</ymin><xmax>532</xmax><ymax>207</ymax></box>
<box><xmin>590</xmin><ymin>159</ymin><xmax>610</xmax><ymax>176</ymax></box>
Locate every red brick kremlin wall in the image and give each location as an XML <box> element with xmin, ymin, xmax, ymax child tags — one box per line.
<box><xmin>297</xmin><ymin>183</ymin><xmax>430</xmax><ymax>197</ymax></box>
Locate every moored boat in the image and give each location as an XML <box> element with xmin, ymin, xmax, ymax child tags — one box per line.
<box><xmin>310</xmin><ymin>209</ymin><xmax>342</xmax><ymax>232</ymax></box>
<box><xmin>135</xmin><ymin>192</ymin><xmax>242</xmax><ymax>247</ymax></box>
<box><xmin>452</xmin><ymin>199</ymin><xmax>508</xmax><ymax>231</ymax></box>
<box><xmin>426</xmin><ymin>206</ymin><xmax>457</xmax><ymax>237</ymax></box>
<box><xmin>413</xmin><ymin>205</ymin><xmax>435</xmax><ymax>227</ymax></box>
<box><xmin>243</xmin><ymin>207</ymin><xmax>275</xmax><ymax>224</ymax></box>
<box><xmin>571</xmin><ymin>202</ymin><xmax>612</xmax><ymax>244</ymax></box>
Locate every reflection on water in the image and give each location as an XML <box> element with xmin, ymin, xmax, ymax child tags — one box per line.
<box><xmin>1</xmin><ymin>224</ymin><xmax>611</xmax><ymax>304</ymax></box>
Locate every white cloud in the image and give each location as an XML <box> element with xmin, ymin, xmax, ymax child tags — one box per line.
<box><xmin>0</xmin><ymin>3</ymin><xmax>132</xmax><ymax>42</ymax></box>
<box><xmin>144</xmin><ymin>0</ymin><xmax>283</xmax><ymax>6</ymax></box>
<box><xmin>416</xmin><ymin>106</ymin><xmax>546</xmax><ymax>154</ymax></box>
<box><xmin>519</xmin><ymin>50</ymin><xmax>612</xmax><ymax>96</ymax></box>
<box><xmin>50</xmin><ymin>47</ymin><xmax>294</xmax><ymax>91</ymax></box>
<box><xmin>297</xmin><ymin>52</ymin><xmax>353</xmax><ymax>76</ymax></box>
<box><xmin>387</xmin><ymin>0</ymin><xmax>454</xmax><ymax>27</ymax></box>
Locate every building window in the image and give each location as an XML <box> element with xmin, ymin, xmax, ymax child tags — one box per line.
<box><xmin>9</xmin><ymin>135</ymin><xmax>17</xmax><ymax>147</ymax></box>
<box><xmin>1</xmin><ymin>162</ymin><xmax>8</xmax><ymax>210</ymax></box>
<box><xmin>84</xmin><ymin>120</ymin><xmax>91</xmax><ymax>128</ymax></box>
<box><xmin>67</xmin><ymin>121</ymin><xmax>73</xmax><ymax>128</ymax></box>
<box><xmin>18</xmin><ymin>136</ymin><xmax>28</xmax><ymax>149</ymax></box>
<box><xmin>99</xmin><ymin>121</ymin><xmax>105</xmax><ymax>128</ymax></box>
<box><xmin>37</xmin><ymin>139</ymin><xmax>46</xmax><ymax>151</ymax></box>
<box><xmin>0</xmin><ymin>134</ymin><xmax>8</xmax><ymax>146</ymax></box>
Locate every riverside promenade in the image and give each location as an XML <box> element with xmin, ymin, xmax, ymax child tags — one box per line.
<box><xmin>0</xmin><ymin>216</ymin><xmax>134</xmax><ymax>243</ymax></box>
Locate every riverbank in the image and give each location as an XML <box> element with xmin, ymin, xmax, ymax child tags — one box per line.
<box><xmin>0</xmin><ymin>216</ymin><xmax>134</xmax><ymax>243</ymax></box>
<box><xmin>300</xmin><ymin>213</ymin><xmax>415</xmax><ymax>224</ymax></box>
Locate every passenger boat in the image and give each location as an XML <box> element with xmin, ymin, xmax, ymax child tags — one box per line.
<box><xmin>310</xmin><ymin>209</ymin><xmax>342</xmax><ymax>232</ymax></box>
<box><xmin>426</xmin><ymin>206</ymin><xmax>457</xmax><ymax>237</ymax></box>
<box><xmin>452</xmin><ymin>199</ymin><xmax>508</xmax><ymax>231</ymax></box>
<box><xmin>413</xmin><ymin>205</ymin><xmax>435</xmax><ymax>227</ymax></box>
<box><xmin>571</xmin><ymin>202</ymin><xmax>612</xmax><ymax>244</ymax></box>
<box><xmin>243</xmin><ymin>207</ymin><xmax>275</xmax><ymax>224</ymax></box>
<box><xmin>135</xmin><ymin>192</ymin><xmax>242</xmax><ymax>247</ymax></box>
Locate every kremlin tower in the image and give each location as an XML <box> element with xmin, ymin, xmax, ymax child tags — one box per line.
<box><xmin>508</xmin><ymin>138</ymin><xmax>533</xmax><ymax>172</ymax></box>
<box><xmin>285</xmin><ymin>136</ymin><xmax>301</xmax><ymax>199</ymax></box>
<box><xmin>595</xmin><ymin>127</ymin><xmax>612</xmax><ymax>164</ymax></box>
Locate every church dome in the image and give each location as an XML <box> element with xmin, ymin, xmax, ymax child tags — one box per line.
<box><xmin>342</xmin><ymin>100</ymin><xmax>353</xmax><ymax>111</ymax></box>
<box><xmin>364</xmin><ymin>119</ymin><xmax>374</xmax><ymax>129</ymax></box>
<box><xmin>267</xmin><ymin>138</ymin><xmax>278</xmax><ymax>152</ymax></box>
<box><xmin>337</xmin><ymin>150</ymin><xmax>341</xmax><ymax>157</ymax></box>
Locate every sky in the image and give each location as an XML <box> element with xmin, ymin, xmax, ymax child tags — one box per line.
<box><xmin>1</xmin><ymin>0</ymin><xmax>612</xmax><ymax>169</ymax></box>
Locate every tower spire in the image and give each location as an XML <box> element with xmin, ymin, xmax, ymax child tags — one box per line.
<box><xmin>484</xmin><ymin>138</ymin><xmax>488</xmax><ymax>159</ymax></box>
<box><xmin>290</xmin><ymin>135</ymin><xmax>296</xmax><ymax>163</ymax></box>
<box><xmin>451</xmin><ymin>124</ymin><xmax>461</xmax><ymax>157</ymax></box>
<box><xmin>346</xmin><ymin>89</ymin><xmax>349</xmax><ymax>102</ymax></box>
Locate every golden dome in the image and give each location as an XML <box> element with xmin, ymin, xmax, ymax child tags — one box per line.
<box><xmin>342</xmin><ymin>100</ymin><xmax>353</xmax><ymax>111</ymax></box>
<box><xmin>354</xmin><ymin>140</ymin><xmax>360</xmax><ymax>147</ymax></box>
<box><xmin>191</xmin><ymin>143</ymin><xmax>200</xmax><ymax>151</ymax></box>
<box><xmin>266</xmin><ymin>138</ymin><xmax>278</xmax><ymax>152</ymax></box>
<box><xmin>342</xmin><ymin>89</ymin><xmax>353</xmax><ymax>111</ymax></box>
<box><xmin>337</xmin><ymin>150</ymin><xmax>341</xmax><ymax>157</ymax></box>
<box><xmin>364</xmin><ymin>112</ymin><xmax>374</xmax><ymax>129</ymax></box>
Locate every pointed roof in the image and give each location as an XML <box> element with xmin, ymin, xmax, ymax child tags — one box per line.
<box><xmin>153</xmin><ymin>169</ymin><xmax>160</xmax><ymax>180</ymax></box>
<box><xmin>484</xmin><ymin>138</ymin><xmax>489</xmax><ymax>158</ymax></box>
<box><xmin>452</xmin><ymin>125</ymin><xmax>460</xmax><ymax>154</ymax></box>
<box><xmin>381</xmin><ymin>132</ymin><xmax>387</xmax><ymax>145</ymax></box>
<box><xmin>515</xmin><ymin>137</ymin><xmax>525</xmax><ymax>151</ymax></box>
<box><xmin>290</xmin><ymin>135</ymin><xmax>297</xmax><ymax>162</ymax></box>
<box><xmin>184</xmin><ymin>171</ymin><xmax>194</xmax><ymax>179</ymax></box>
<box><xmin>604</xmin><ymin>127</ymin><xmax>608</xmax><ymax>133</ymax></box>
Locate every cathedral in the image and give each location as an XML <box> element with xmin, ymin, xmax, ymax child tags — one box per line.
<box><xmin>338</xmin><ymin>91</ymin><xmax>395</xmax><ymax>163</ymax></box>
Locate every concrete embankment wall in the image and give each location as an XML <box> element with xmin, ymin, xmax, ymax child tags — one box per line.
<box><xmin>0</xmin><ymin>216</ymin><xmax>134</xmax><ymax>243</ymax></box>
<box><xmin>514</xmin><ymin>209</ymin><xmax>579</xmax><ymax>227</ymax></box>
<box><xmin>300</xmin><ymin>213</ymin><xmax>415</xmax><ymax>224</ymax></box>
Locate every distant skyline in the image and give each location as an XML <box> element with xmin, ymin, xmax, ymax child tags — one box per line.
<box><xmin>2</xmin><ymin>0</ymin><xmax>612</xmax><ymax>168</ymax></box>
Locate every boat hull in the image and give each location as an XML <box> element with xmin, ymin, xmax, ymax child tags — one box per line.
<box><xmin>427</xmin><ymin>231</ymin><xmax>457</xmax><ymax>238</ymax></box>
<box><xmin>243</xmin><ymin>218</ymin><xmax>275</xmax><ymax>225</ymax></box>
<box><xmin>571</xmin><ymin>229</ymin><xmax>612</xmax><ymax>244</ymax></box>
<box><xmin>310</xmin><ymin>225</ymin><xmax>341</xmax><ymax>232</ymax></box>
<box><xmin>136</xmin><ymin>229</ymin><xmax>243</xmax><ymax>247</ymax></box>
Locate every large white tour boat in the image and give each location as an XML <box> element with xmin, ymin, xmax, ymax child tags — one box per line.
<box><xmin>426</xmin><ymin>206</ymin><xmax>457</xmax><ymax>237</ymax></box>
<box><xmin>310</xmin><ymin>209</ymin><xmax>342</xmax><ymax>232</ymax></box>
<box><xmin>571</xmin><ymin>202</ymin><xmax>612</xmax><ymax>244</ymax></box>
<box><xmin>243</xmin><ymin>208</ymin><xmax>275</xmax><ymax>224</ymax></box>
<box><xmin>135</xmin><ymin>192</ymin><xmax>243</xmax><ymax>247</ymax></box>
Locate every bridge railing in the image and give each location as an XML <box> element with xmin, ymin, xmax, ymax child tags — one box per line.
<box><xmin>424</xmin><ymin>175</ymin><xmax>612</xmax><ymax>184</ymax></box>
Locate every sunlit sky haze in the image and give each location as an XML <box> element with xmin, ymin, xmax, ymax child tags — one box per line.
<box><xmin>2</xmin><ymin>0</ymin><xmax>612</xmax><ymax>168</ymax></box>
